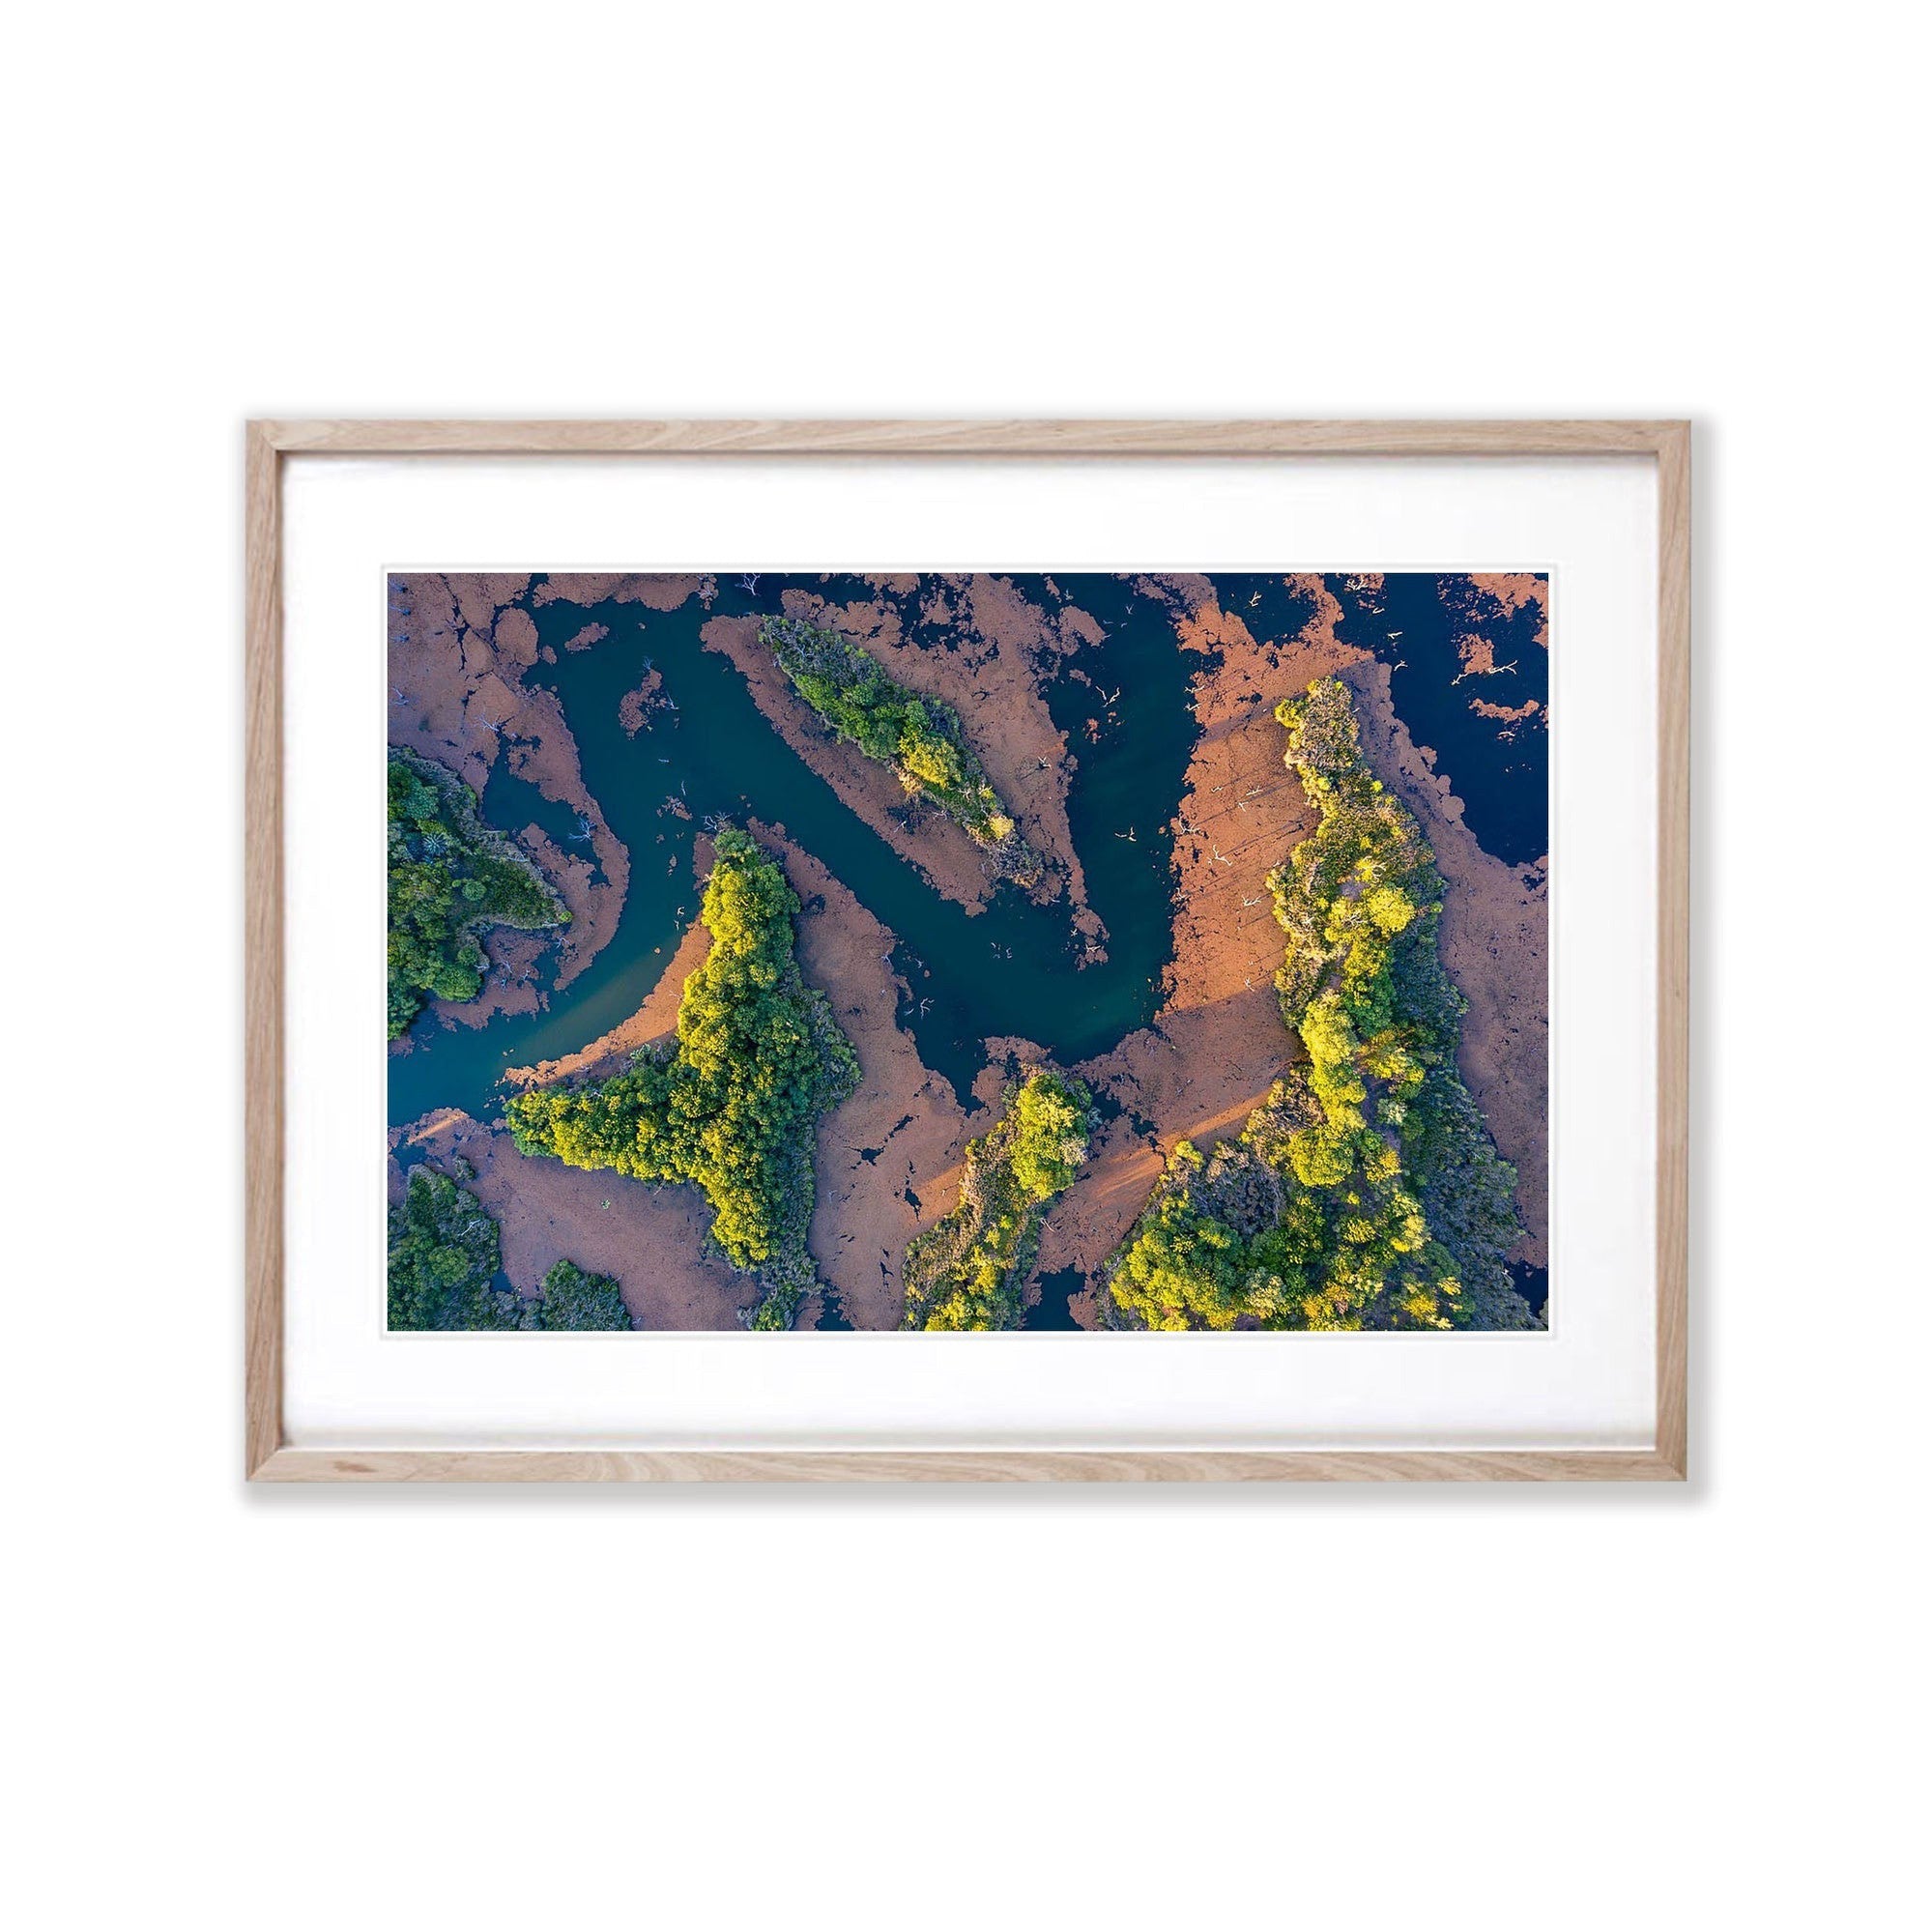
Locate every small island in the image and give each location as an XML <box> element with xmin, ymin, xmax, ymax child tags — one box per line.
<box><xmin>761</xmin><ymin>615</ymin><xmax>1049</xmax><ymax>892</ymax></box>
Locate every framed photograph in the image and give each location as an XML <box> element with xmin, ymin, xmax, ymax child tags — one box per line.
<box><xmin>246</xmin><ymin>419</ymin><xmax>1688</xmax><ymax>1482</ymax></box>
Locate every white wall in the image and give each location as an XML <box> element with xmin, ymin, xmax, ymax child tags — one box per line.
<box><xmin>9</xmin><ymin>4</ymin><xmax>1924</xmax><ymax>1928</ymax></box>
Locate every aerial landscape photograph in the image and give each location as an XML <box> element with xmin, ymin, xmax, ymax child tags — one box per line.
<box><xmin>387</xmin><ymin>569</ymin><xmax>1549</xmax><ymax>1333</ymax></box>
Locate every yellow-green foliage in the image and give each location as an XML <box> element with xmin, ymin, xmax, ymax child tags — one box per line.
<box><xmin>903</xmin><ymin>1070</ymin><xmax>1093</xmax><ymax>1330</ymax></box>
<box><xmin>503</xmin><ymin>826</ymin><xmax>860</xmax><ymax>1330</ymax></box>
<box><xmin>387</xmin><ymin>748</ymin><xmax>570</xmax><ymax>1039</ymax></box>
<box><xmin>1107</xmin><ymin>678</ymin><xmax>1534</xmax><ymax>1332</ymax></box>
<box><xmin>761</xmin><ymin>616</ymin><xmax>1048</xmax><ymax>891</ymax></box>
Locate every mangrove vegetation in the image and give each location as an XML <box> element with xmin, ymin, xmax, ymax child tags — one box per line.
<box><xmin>388</xmin><ymin>1167</ymin><xmax>515</xmax><ymax>1330</ymax></box>
<box><xmin>1105</xmin><ymin>678</ymin><xmax>1535</xmax><ymax>1332</ymax></box>
<box><xmin>530</xmin><ymin>1258</ymin><xmax>632</xmax><ymax>1331</ymax></box>
<box><xmin>503</xmin><ymin>825</ymin><xmax>860</xmax><ymax>1330</ymax></box>
<box><xmin>387</xmin><ymin>748</ymin><xmax>571</xmax><ymax>1040</ymax></box>
<box><xmin>903</xmin><ymin>1069</ymin><xmax>1094</xmax><ymax>1330</ymax></box>
<box><xmin>760</xmin><ymin>615</ymin><xmax>1049</xmax><ymax>891</ymax></box>
<box><xmin>387</xmin><ymin>1167</ymin><xmax>636</xmax><ymax>1330</ymax></box>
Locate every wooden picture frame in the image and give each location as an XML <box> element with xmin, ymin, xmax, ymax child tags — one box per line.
<box><xmin>246</xmin><ymin>418</ymin><xmax>1689</xmax><ymax>1483</ymax></box>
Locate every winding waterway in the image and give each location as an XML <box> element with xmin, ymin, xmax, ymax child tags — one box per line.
<box><xmin>389</xmin><ymin>573</ymin><xmax>1199</xmax><ymax>1128</ymax></box>
<box><xmin>389</xmin><ymin>573</ymin><xmax>1548</xmax><ymax>1139</ymax></box>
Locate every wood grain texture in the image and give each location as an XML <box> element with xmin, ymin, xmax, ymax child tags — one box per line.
<box><xmin>245</xmin><ymin>423</ymin><xmax>284</xmax><ymax>1478</ymax></box>
<box><xmin>1655</xmin><ymin>423</ymin><xmax>1692</xmax><ymax>1478</ymax></box>
<box><xmin>243</xmin><ymin>418</ymin><xmax>1691</xmax><ymax>1484</ymax></box>
<box><xmin>257</xmin><ymin>418</ymin><xmax>1684</xmax><ymax>458</ymax></box>
<box><xmin>252</xmin><ymin>1447</ymin><xmax>1685</xmax><ymax>1484</ymax></box>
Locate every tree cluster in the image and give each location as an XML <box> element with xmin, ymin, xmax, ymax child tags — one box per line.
<box><xmin>903</xmin><ymin>1069</ymin><xmax>1093</xmax><ymax>1330</ymax></box>
<box><xmin>503</xmin><ymin>826</ymin><xmax>860</xmax><ymax>1330</ymax></box>
<box><xmin>387</xmin><ymin>1167</ymin><xmax>512</xmax><ymax>1330</ymax></box>
<box><xmin>529</xmin><ymin>1258</ymin><xmax>632</xmax><ymax>1331</ymax></box>
<box><xmin>387</xmin><ymin>1168</ymin><xmax>637</xmax><ymax>1332</ymax></box>
<box><xmin>387</xmin><ymin>748</ymin><xmax>570</xmax><ymax>1039</ymax></box>
<box><xmin>1107</xmin><ymin>678</ymin><xmax>1535</xmax><ymax>1332</ymax></box>
<box><xmin>760</xmin><ymin>616</ymin><xmax>1048</xmax><ymax>890</ymax></box>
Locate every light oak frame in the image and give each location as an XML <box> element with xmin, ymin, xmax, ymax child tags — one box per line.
<box><xmin>245</xmin><ymin>419</ymin><xmax>1689</xmax><ymax>1483</ymax></box>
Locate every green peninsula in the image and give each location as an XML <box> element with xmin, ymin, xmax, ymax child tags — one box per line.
<box><xmin>504</xmin><ymin>826</ymin><xmax>860</xmax><ymax>1330</ymax></box>
<box><xmin>903</xmin><ymin>1069</ymin><xmax>1093</xmax><ymax>1330</ymax></box>
<box><xmin>1106</xmin><ymin>678</ymin><xmax>1534</xmax><ymax>1332</ymax></box>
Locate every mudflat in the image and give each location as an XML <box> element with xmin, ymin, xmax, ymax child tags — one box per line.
<box><xmin>388</xmin><ymin>571</ymin><xmax>1548</xmax><ymax>1330</ymax></box>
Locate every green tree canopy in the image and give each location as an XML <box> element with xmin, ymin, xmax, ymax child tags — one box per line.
<box><xmin>387</xmin><ymin>748</ymin><xmax>570</xmax><ymax>1039</ymax></box>
<box><xmin>387</xmin><ymin>1168</ymin><xmax>525</xmax><ymax>1331</ymax></box>
<box><xmin>1107</xmin><ymin>678</ymin><xmax>1534</xmax><ymax>1332</ymax></box>
<box><xmin>904</xmin><ymin>1069</ymin><xmax>1093</xmax><ymax>1331</ymax></box>
<box><xmin>504</xmin><ymin>826</ymin><xmax>859</xmax><ymax>1330</ymax></box>
<box><xmin>388</xmin><ymin>1168</ymin><xmax>638</xmax><ymax>1333</ymax></box>
<box><xmin>761</xmin><ymin>616</ymin><xmax>1047</xmax><ymax>891</ymax></box>
<box><xmin>533</xmin><ymin>1259</ymin><xmax>632</xmax><ymax>1331</ymax></box>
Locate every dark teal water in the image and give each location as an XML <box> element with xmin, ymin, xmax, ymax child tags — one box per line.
<box><xmin>1510</xmin><ymin>1262</ymin><xmax>1549</xmax><ymax>1318</ymax></box>
<box><xmin>1027</xmin><ymin>1266</ymin><xmax>1086</xmax><ymax>1331</ymax></box>
<box><xmin>389</xmin><ymin>571</ymin><xmax>1549</xmax><ymax>1325</ymax></box>
<box><xmin>1330</xmin><ymin>574</ymin><xmax>1549</xmax><ymax>866</ymax></box>
<box><xmin>389</xmin><ymin>573</ymin><xmax>1200</xmax><ymax>1129</ymax></box>
<box><xmin>480</xmin><ymin>763</ymin><xmax>607</xmax><ymax>883</ymax></box>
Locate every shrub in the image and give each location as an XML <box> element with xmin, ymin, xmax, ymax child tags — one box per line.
<box><xmin>534</xmin><ymin>1259</ymin><xmax>632</xmax><ymax>1331</ymax></box>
